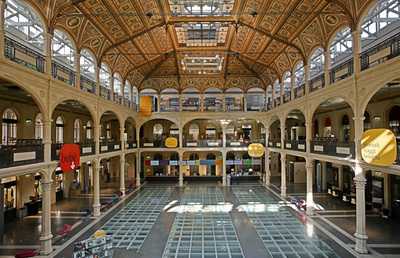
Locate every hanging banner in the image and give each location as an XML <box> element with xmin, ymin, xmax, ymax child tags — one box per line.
<box><xmin>60</xmin><ymin>144</ymin><xmax>80</xmax><ymax>173</ymax></box>
<box><xmin>140</xmin><ymin>96</ymin><xmax>153</xmax><ymax>116</ymax></box>
<box><xmin>248</xmin><ymin>143</ymin><xmax>265</xmax><ymax>158</ymax></box>
<box><xmin>361</xmin><ymin>129</ymin><xmax>397</xmax><ymax>166</ymax></box>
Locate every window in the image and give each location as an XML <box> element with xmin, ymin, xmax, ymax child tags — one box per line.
<box><xmin>330</xmin><ymin>27</ymin><xmax>353</xmax><ymax>65</ymax></box>
<box><xmin>169</xmin><ymin>0</ymin><xmax>235</xmax><ymax>16</ymax></box>
<box><xmin>310</xmin><ymin>48</ymin><xmax>325</xmax><ymax>78</ymax></box>
<box><xmin>2</xmin><ymin>109</ymin><xmax>17</xmax><ymax>145</ymax></box>
<box><xmin>114</xmin><ymin>73</ymin><xmax>122</xmax><ymax>96</ymax></box>
<box><xmin>124</xmin><ymin>80</ymin><xmax>131</xmax><ymax>102</ymax></box>
<box><xmin>283</xmin><ymin>72</ymin><xmax>291</xmax><ymax>96</ymax></box>
<box><xmin>5</xmin><ymin>0</ymin><xmax>45</xmax><ymax>51</ymax></box>
<box><xmin>52</xmin><ymin>30</ymin><xmax>75</xmax><ymax>68</ymax></box>
<box><xmin>294</xmin><ymin>62</ymin><xmax>305</xmax><ymax>87</ymax></box>
<box><xmin>55</xmin><ymin>116</ymin><xmax>64</xmax><ymax>144</ymax></box>
<box><xmin>80</xmin><ymin>49</ymin><xmax>96</xmax><ymax>80</ymax></box>
<box><xmin>273</xmin><ymin>80</ymin><xmax>281</xmax><ymax>99</ymax></box>
<box><xmin>86</xmin><ymin>121</ymin><xmax>92</xmax><ymax>140</ymax></box>
<box><xmin>106</xmin><ymin>123</ymin><xmax>111</xmax><ymax>139</ymax></box>
<box><xmin>73</xmin><ymin>119</ymin><xmax>81</xmax><ymax>143</ymax></box>
<box><xmin>266</xmin><ymin>85</ymin><xmax>273</xmax><ymax>108</ymax></box>
<box><xmin>361</xmin><ymin>0</ymin><xmax>400</xmax><ymax>42</ymax></box>
<box><xmin>35</xmin><ymin>113</ymin><xmax>43</xmax><ymax>139</ymax></box>
<box><xmin>99</xmin><ymin>63</ymin><xmax>111</xmax><ymax>89</ymax></box>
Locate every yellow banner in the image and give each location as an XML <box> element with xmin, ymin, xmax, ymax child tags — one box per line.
<box><xmin>165</xmin><ymin>137</ymin><xmax>178</xmax><ymax>148</ymax></box>
<box><xmin>140</xmin><ymin>96</ymin><xmax>152</xmax><ymax>116</ymax></box>
<box><xmin>248</xmin><ymin>143</ymin><xmax>265</xmax><ymax>158</ymax></box>
<box><xmin>361</xmin><ymin>129</ymin><xmax>397</xmax><ymax>166</ymax></box>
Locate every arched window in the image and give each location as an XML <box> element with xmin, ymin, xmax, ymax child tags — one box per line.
<box><xmin>330</xmin><ymin>27</ymin><xmax>353</xmax><ymax>66</ymax></box>
<box><xmin>106</xmin><ymin>123</ymin><xmax>111</xmax><ymax>139</ymax></box>
<box><xmin>73</xmin><ymin>119</ymin><xmax>81</xmax><ymax>143</ymax></box>
<box><xmin>310</xmin><ymin>48</ymin><xmax>325</xmax><ymax>78</ymax></box>
<box><xmin>361</xmin><ymin>0</ymin><xmax>400</xmax><ymax>42</ymax></box>
<box><xmin>52</xmin><ymin>30</ymin><xmax>75</xmax><ymax>68</ymax></box>
<box><xmin>266</xmin><ymin>85</ymin><xmax>273</xmax><ymax>109</ymax></box>
<box><xmin>100</xmin><ymin>63</ymin><xmax>111</xmax><ymax>100</ymax></box>
<box><xmin>113</xmin><ymin>73</ymin><xmax>122</xmax><ymax>97</ymax></box>
<box><xmin>35</xmin><ymin>113</ymin><xmax>43</xmax><ymax>139</ymax></box>
<box><xmin>2</xmin><ymin>109</ymin><xmax>17</xmax><ymax>145</ymax></box>
<box><xmin>80</xmin><ymin>49</ymin><xmax>96</xmax><ymax>80</ymax></box>
<box><xmin>132</xmin><ymin>86</ymin><xmax>138</xmax><ymax>110</ymax></box>
<box><xmin>188</xmin><ymin>123</ymin><xmax>200</xmax><ymax>140</ymax></box>
<box><xmin>5</xmin><ymin>0</ymin><xmax>45</xmax><ymax>51</ymax></box>
<box><xmin>55</xmin><ymin>116</ymin><xmax>64</xmax><ymax>144</ymax></box>
<box><xmin>294</xmin><ymin>62</ymin><xmax>305</xmax><ymax>87</ymax></box>
<box><xmin>153</xmin><ymin>124</ymin><xmax>163</xmax><ymax>138</ymax></box>
<box><xmin>124</xmin><ymin>80</ymin><xmax>131</xmax><ymax>103</ymax></box>
<box><xmin>282</xmin><ymin>72</ymin><xmax>291</xmax><ymax>100</ymax></box>
<box><xmin>273</xmin><ymin>80</ymin><xmax>281</xmax><ymax>100</ymax></box>
<box><xmin>86</xmin><ymin>121</ymin><xmax>92</xmax><ymax>140</ymax></box>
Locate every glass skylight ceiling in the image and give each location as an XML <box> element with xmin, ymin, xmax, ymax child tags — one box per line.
<box><xmin>181</xmin><ymin>55</ymin><xmax>224</xmax><ymax>74</ymax></box>
<box><xmin>169</xmin><ymin>0</ymin><xmax>235</xmax><ymax>16</ymax></box>
<box><xmin>176</xmin><ymin>22</ymin><xmax>229</xmax><ymax>47</ymax></box>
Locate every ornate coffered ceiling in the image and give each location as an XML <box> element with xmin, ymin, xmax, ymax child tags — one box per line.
<box><xmin>33</xmin><ymin>0</ymin><xmax>376</xmax><ymax>92</ymax></box>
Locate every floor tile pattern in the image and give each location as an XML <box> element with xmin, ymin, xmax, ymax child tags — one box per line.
<box><xmin>232</xmin><ymin>184</ymin><xmax>340</xmax><ymax>258</ymax></box>
<box><xmin>101</xmin><ymin>186</ymin><xmax>173</xmax><ymax>250</ymax></box>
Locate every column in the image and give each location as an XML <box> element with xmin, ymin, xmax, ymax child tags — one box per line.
<box><xmin>94</xmin><ymin>123</ymin><xmax>100</xmax><ymax>155</ymax></box>
<box><xmin>306</xmin><ymin>158</ymin><xmax>314</xmax><ymax>215</ymax></box>
<box><xmin>321</xmin><ymin>161</ymin><xmax>327</xmax><ymax>192</ymax></box>
<box><xmin>271</xmin><ymin>87</ymin><xmax>275</xmax><ymax>108</ymax></box>
<box><xmin>280</xmin><ymin>117</ymin><xmax>286</xmax><ymax>149</ymax></box>
<box><xmin>45</xmin><ymin>32</ymin><xmax>53</xmax><ymax>76</ymax></box>
<box><xmin>179</xmin><ymin>95</ymin><xmax>183</xmax><ymax>112</ymax></box>
<box><xmin>120</xmin><ymin>127</ymin><xmax>126</xmax><ymax>150</ymax></box>
<box><xmin>281</xmin><ymin>153</ymin><xmax>287</xmax><ymax>197</ymax></box>
<box><xmin>243</xmin><ymin>94</ymin><xmax>247</xmax><ymax>111</ymax></box>
<box><xmin>120</xmin><ymin>155</ymin><xmax>126</xmax><ymax>196</ymax></box>
<box><xmin>352</xmin><ymin>29</ymin><xmax>362</xmax><ymax>75</ymax></box>
<box><xmin>95</xmin><ymin>65</ymin><xmax>100</xmax><ymax>96</ymax></box>
<box><xmin>0</xmin><ymin>183</ymin><xmax>4</xmax><ymax>242</ymax></box>
<box><xmin>290</xmin><ymin>72</ymin><xmax>296</xmax><ymax>100</ymax></box>
<box><xmin>40</xmin><ymin>171</ymin><xmax>53</xmax><ymax>255</ymax></box>
<box><xmin>43</xmin><ymin>119</ymin><xmax>52</xmax><ymax>163</ymax></box>
<box><xmin>304</xmin><ymin>62</ymin><xmax>311</xmax><ymax>95</ymax></box>
<box><xmin>92</xmin><ymin>159</ymin><xmax>101</xmax><ymax>217</ymax></box>
<box><xmin>384</xmin><ymin>173</ymin><xmax>390</xmax><ymax>209</ymax></box>
<box><xmin>354</xmin><ymin>165</ymin><xmax>368</xmax><ymax>254</ymax></box>
<box><xmin>265</xmin><ymin>149</ymin><xmax>270</xmax><ymax>186</ymax></box>
<box><xmin>222</xmin><ymin>150</ymin><xmax>227</xmax><ymax>186</ymax></box>
<box><xmin>75</xmin><ymin>50</ymin><xmax>81</xmax><ymax>89</ymax></box>
<box><xmin>338</xmin><ymin>165</ymin><xmax>344</xmax><ymax>191</ymax></box>
<box><xmin>136</xmin><ymin>151</ymin><xmax>141</xmax><ymax>186</ymax></box>
<box><xmin>280</xmin><ymin>81</ymin><xmax>284</xmax><ymax>104</ymax></box>
<box><xmin>0</xmin><ymin>0</ymin><xmax>6</xmax><ymax>59</ymax></box>
<box><xmin>179</xmin><ymin>151</ymin><xmax>183</xmax><ymax>187</ymax></box>
<box><xmin>324</xmin><ymin>49</ymin><xmax>331</xmax><ymax>86</ymax></box>
<box><xmin>157</xmin><ymin>94</ymin><xmax>161</xmax><ymax>112</ymax></box>
<box><xmin>200</xmin><ymin>94</ymin><xmax>205</xmax><ymax>112</ymax></box>
<box><xmin>110</xmin><ymin>75</ymin><xmax>115</xmax><ymax>102</ymax></box>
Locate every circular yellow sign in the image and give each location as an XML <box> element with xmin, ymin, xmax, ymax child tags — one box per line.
<box><xmin>165</xmin><ymin>137</ymin><xmax>178</xmax><ymax>148</ymax></box>
<box><xmin>248</xmin><ymin>143</ymin><xmax>265</xmax><ymax>158</ymax></box>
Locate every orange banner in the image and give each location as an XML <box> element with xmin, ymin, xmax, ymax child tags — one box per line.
<box><xmin>140</xmin><ymin>96</ymin><xmax>152</xmax><ymax>116</ymax></box>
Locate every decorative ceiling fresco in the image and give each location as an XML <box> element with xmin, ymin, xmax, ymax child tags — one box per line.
<box><xmin>34</xmin><ymin>0</ymin><xmax>375</xmax><ymax>92</ymax></box>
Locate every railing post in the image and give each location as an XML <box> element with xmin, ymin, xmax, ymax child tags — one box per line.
<box><xmin>39</xmin><ymin>168</ymin><xmax>54</xmax><ymax>255</ymax></box>
<box><xmin>0</xmin><ymin>0</ymin><xmax>6</xmax><ymax>60</ymax></box>
<box><xmin>45</xmin><ymin>31</ymin><xmax>53</xmax><ymax>76</ymax></box>
<box><xmin>75</xmin><ymin>50</ymin><xmax>81</xmax><ymax>90</ymax></box>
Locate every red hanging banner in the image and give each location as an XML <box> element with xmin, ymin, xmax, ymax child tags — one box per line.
<box><xmin>59</xmin><ymin>144</ymin><xmax>81</xmax><ymax>173</ymax></box>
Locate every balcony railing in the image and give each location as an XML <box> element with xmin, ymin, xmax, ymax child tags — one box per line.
<box><xmin>0</xmin><ymin>139</ymin><xmax>44</xmax><ymax>169</ymax></box>
<box><xmin>80</xmin><ymin>75</ymin><xmax>96</xmax><ymax>94</ymax></box>
<box><xmin>100</xmin><ymin>140</ymin><xmax>121</xmax><ymax>153</ymax></box>
<box><xmin>51</xmin><ymin>141</ymin><xmax>95</xmax><ymax>160</ymax></box>
<box><xmin>100</xmin><ymin>86</ymin><xmax>111</xmax><ymax>101</ymax></box>
<box><xmin>361</xmin><ymin>31</ymin><xmax>400</xmax><ymax>71</ymax></box>
<box><xmin>330</xmin><ymin>59</ymin><xmax>354</xmax><ymax>84</ymax></box>
<box><xmin>274</xmin><ymin>98</ymin><xmax>281</xmax><ymax>107</ymax></box>
<box><xmin>52</xmin><ymin>61</ymin><xmax>75</xmax><ymax>86</ymax></box>
<box><xmin>295</xmin><ymin>84</ymin><xmax>305</xmax><ymax>99</ymax></box>
<box><xmin>284</xmin><ymin>92</ymin><xmax>291</xmax><ymax>103</ymax></box>
<box><xmin>309</xmin><ymin>74</ymin><xmax>325</xmax><ymax>92</ymax></box>
<box><xmin>268</xmin><ymin>139</ymin><xmax>282</xmax><ymax>148</ymax></box>
<box><xmin>226</xmin><ymin>139</ymin><xmax>265</xmax><ymax>147</ymax></box>
<box><xmin>125</xmin><ymin>140</ymin><xmax>137</xmax><ymax>149</ymax></box>
<box><xmin>284</xmin><ymin>140</ymin><xmax>306</xmax><ymax>152</ymax></box>
<box><xmin>184</xmin><ymin>139</ymin><xmax>223</xmax><ymax>148</ymax></box>
<box><xmin>311</xmin><ymin>138</ymin><xmax>354</xmax><ymax>158</ymax></box>
<box><xmin>4</xmin><ymin>36</ymin><xmax>45</xmax><ymax>73</ymax></box>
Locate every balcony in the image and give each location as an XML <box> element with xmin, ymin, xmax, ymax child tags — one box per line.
<box><xmin>100</xmin><ymin>86</ymin><xmax>111</xmax><ymax>101</ymax></box>
<box><xmin>268</xmin><ymin>139</ymin><xmax>282</xmax><ymax>148</ymax></box>
<box><xmin>100</xmin><ymin>140</ymin><xmax>121</xmax><ymax>153</ymax></box>
<box><xmin>0</xmin><ymin>139</ymin><xmax>44</xmax><ymax>169</ymax></box>
<box><xmin>4</xmin><ymin>36</ymin><xmax>45</xmax><ymax>73</ymax></box>
<box><xmin>330</xmin><ymin>58</ymin><xmax>354</xmax><ymax>84</ymax></box>
<box><xmin>309</xmin><ymin>74</ymin><xmax>325</xmax><ymax>93</ymax></box>
<box><xmin>226</xmin><ymin>139</ymin><xmax>265</xmax><ymax>147</ymax></box>
<box><xmin>311</xmin><ymin>138</ymin><xmax>354</xmax><ymax>158</ymax></box>
<box><xmin>283</xmin><ymin>92</ymin><xmax>291</xmax><ymax>103</ymax></box>
<box><xmin>284</xmin><ymin>140</ymin><xmax>306</xmax><ymax>152</ymax></box>
<box><xmin>125</xmin><ymin>140</ymin><xmax>137</xmax><ymax>149</ymax></box>
<box><xmin>184</xmin><ymin>139</ymin><xmax>222</xmax><ymax>148</ymax></box>
<box><xmin>361</xmin><ymin>31</ymin><xmax>400</xmax><ymax>71</ymax></box>
<box><xmin>52</xmin><ymin>61</ymin><xmax>75</xmax><ymax>86</ymax></box>
<box><xmin>295</xmin><ymin>84</ymin><xmax>305</xmax><ymax>99</ymax></box>
<box><xmin>80</xmin><ymin>75</ymin><xmax>96</xmax><ymax>94</ymax></box>
<box><xmin>51</xmin><ymin>141</ymin><xmax>95</xmax><ymax>160</ymax></box>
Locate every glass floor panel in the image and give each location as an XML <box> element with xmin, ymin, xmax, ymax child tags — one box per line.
<box><xmin>163</xmin><ymin>186</ymin><xmax>244</xmax><ymax>258</ymax></box>
<box><xmin>232</xmin><ymin>184</ymin><xmax>340</xmax><ymax>258</ymax></box>
<box><xmin>101</xmin><ymin>186</ymin><xmax>173</xmax><ymax>251</ymax></box>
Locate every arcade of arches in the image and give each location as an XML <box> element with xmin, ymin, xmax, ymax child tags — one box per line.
<box><xmin>1</xmin><ymin>0</ymin><xmax>400</xmax><ymax>257</ymax></box>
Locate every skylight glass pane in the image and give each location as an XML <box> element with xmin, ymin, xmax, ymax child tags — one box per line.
<box><xmin>169</xmin><ymin>0</ymin><xmax>235</xmax><ymax>16</ymax></box>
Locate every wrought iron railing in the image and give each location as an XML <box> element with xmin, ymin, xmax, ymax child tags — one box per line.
<box><xmin>125</xmin><ymin>140</ymin><xmax>137</xmax><ymax>149</ymax></box>
<box><xmin>51</xmin><ymin>141</ymin><xmax>95</xmax><ymax>160</ymax></box>
<box><xmin>295</xmin><ymin>84</ymin><xmax>305</xmax><ymax>99</ymax></box>
<box><xmin>80</xmin><ymin>75</ymin><xmax>96</xmax><ymax>94</ymax></box>
<box><xmin>284</xmin><ymin>140</ymin><xmax>306</xmax><ymax>152</ymax></box>
<box><xmin>52</xmin><ymin>61</ymin><xmax>75</xmax><ymax>86</ymax></box>
<box><xmin>330</xmin><ymin>59</ymin><xmax>354</xmax><ymax>84</ymax></box>
<box><xmin>268</xmin><ymin>139</ymin><xmax>282</xmax><ymax>148</ymax></box>
<box><xmin>100</xmin><ymin>86</ymin><xmax>111</xmax><ymax>101</ymax></box>
<box><xmin>4</xmin><ymin>36</ymin><xmax>45</xmax><ymax>73</ymax></box>
<box><xmin>0</xmin><ymin>139</ymin><xmax>44</xmax><ymax>168</ymax></box>
<box><xmin>100</xmin><ymin>140</ymin><xmax>121</xmax><ymax>153</ymax></box>
<box><xmin>311</xmin><ymin>138</ymin><xmax>355</xmax><ymax>158</ymax></box>
<box><xmin>309</xmin><ymin>74</ymin><xmax>325</xmax><ymax>92</ymax></box>
<box><xmin>184</xmin><ymin>139</ymin><xmax>222</xmax><ymax>148</ymax></box>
